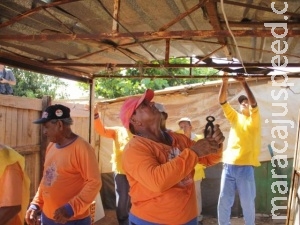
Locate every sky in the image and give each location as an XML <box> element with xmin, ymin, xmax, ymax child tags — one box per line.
<box><xmin>60</xmin><ymin>79</ymin><xmax>89</xmax><ymax>99</ymax></box>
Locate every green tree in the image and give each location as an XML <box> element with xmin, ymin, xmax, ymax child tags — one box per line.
<box><xmin>79</xmin><ymin>57</ymin><xmax>218</xmax><ymax>99</ymax></box>
<box><xmin>11</xmin><ymin>68</ymin><xmax>69</xmax><ymax>99</ymax></box>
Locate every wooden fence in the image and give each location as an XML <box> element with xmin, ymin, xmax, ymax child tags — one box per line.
<box><xmin>0</xmin><ymin>95</ymin><xmax>96</xmax><ymax>199</ymax></box>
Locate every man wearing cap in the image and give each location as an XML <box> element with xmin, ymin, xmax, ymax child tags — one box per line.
<box><xmin>218</xmin><ymin>76</ymin><xmax>261</xmax><ymax>225</ymax></box>
<box><xmin>94</xmin><ymin>104</ymin><xmax>132</xmax><ymax>225</ymax></box>
<box><xmin>177</xmin><ymin>117</ymin><xmax>206</xmax><ymax>225</ymax></box>
<box><xmin>94</xmin><ymin>102</ymin><xmax>167</xmax><ymax>225</ymax></box>
<box><xmin>25</xmin><ymin>104</ymin><xmax>102</xmax><ymax>225</ymax></box>
<box><xmin>120</xmin><ymin>89</ymin><xmax>225</xmax><ymax>225</ymax></box>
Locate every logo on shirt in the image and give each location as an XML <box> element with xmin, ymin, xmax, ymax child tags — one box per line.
<box><xmin>44</xmin><ymin>162</ymin><xmax>57</xmax><ymax>186</ymax></box>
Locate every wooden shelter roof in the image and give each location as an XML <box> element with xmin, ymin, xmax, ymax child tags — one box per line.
<box><xmin>1</xmin><ymin>0</ymin><xmax>300</xmax><ymax>82</ymax></box>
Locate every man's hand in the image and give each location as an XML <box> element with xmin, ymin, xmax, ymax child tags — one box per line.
<box><xmin>233</xmin><ymin>75</ymin><xmax>246</xmax><ymax>83</ymax></box>
<box><xmin>209</xmin><ymin>124</ymin><xmax>225</xmax><ymax>145</ymax></box>
<box><xmin>53</xmin><ymin>206</ymin><xmax>71</xmax><ymax>224</ymax></box>
<box><xmin>222</xmin><ymin>76</ymin><xmax>229</xmax><ymax>82</ymax></box>
<box><xmin>190</xmin><ymin>138</ymin><xmax>219</xmax><ymax>157</ymax></box>
<box><xmin>25</xmin><ymin>207</ymin><xmax>40</xmax><ymax>225</ymax></box>
<box><xmin>94</xmin><ymin>104</ymin><xmax>99</xmax><ymax>115</ymax></box>
<box><xmin>94</xmin><ymin>102</ymin><xmax>109</xmax><ymax>113</ymax></box>
<box><xmin>190</xmin><ymin>124</ymin><xmax>225</xmax><ymax>157</ymax></box>
<box><xmin>0</xmin><ymin>78</ymin><xmax>7</xmax><ymax>84</ymax></box>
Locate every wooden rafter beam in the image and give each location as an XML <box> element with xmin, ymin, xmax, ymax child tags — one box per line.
<box><xmin>112</xmin><ymin>0</ymin><xmax>120</xmax><ymax>33</ymax></box>
<box><xmin>158</xmin><ymin>1</ymin><xmax>206</xmax><ymax>31</ymax></box>
<box><xmin>195</xmin><ymin>45</ymin><xmax>226</xmax><ymax>64</ymax></box>
<box><xmin>205</xmin><ymin>2</ymin><xmax>224</xmax><ymax>44</ymax></box>
<box><xmin>164</xmin><ymin>39</ymin><xmax>170</xmax><ymax>65</ymax></box>
<box><xmin>44</xmin><ymin>62</ymin><xmax>300</xmax><ymax>68</ymax></box>
<box><xmin>0</xmin><ymin>53</ymin><xmax>91</xmax><ymax>82</ymax></box>
<box><xmin>220</xmin><ymin>21</ymin><xmax>300</xmax><ymax>28</ymax></box>
<box><xmin>1</xmin><ymin>29</ymin><xmax>299</xmax><ymax>42</ymax></box>
<box><xmin>92</xmin><ymin>74</ymin><xmax>300</xmax><ymax>79</ymax></box>
<box><xmin>205</xmin><ymin>1</ymin><xmax>232</xmax><ymax>58</ymax></box>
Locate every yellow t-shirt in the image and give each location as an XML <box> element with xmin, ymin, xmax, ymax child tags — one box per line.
<box><xmin>176</xmin><ymin>130</ymin><xmax>206</xmax><ymax>181</ymax></box>
<box><xmin>221</xmin><ymin>102</ymin><xmax>261</xmax><ymax>166</ymax></box>
<box><xmin>190</xmin><ymin>133</ymin><xmax>206</xmax><ymax>181</ymax></box>
<box><xmin>94</xmin><ymin>118</ymin><xmax>132</xmax><ymax>174</ymax></box>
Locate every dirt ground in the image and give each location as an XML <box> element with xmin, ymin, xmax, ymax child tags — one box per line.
<box><xmin>94</xmin><ymin>210</ymin><xmax>285</xmax><ymax>225</ymax></box>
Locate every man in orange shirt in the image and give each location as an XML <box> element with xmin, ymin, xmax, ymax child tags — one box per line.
<box><xmin>120</xmin><ymin>89</ymin><xmax>225</xmax><ymax>225</ymax></box>
<box><xmin>25</xmin><ymin>104</ymin><xmax>101</xmax><ymax>225</ymax></box>
<box><xmin>0</xmin><ymin>143</ymin><xmax>30</xmax><ymax>225</ymax></box>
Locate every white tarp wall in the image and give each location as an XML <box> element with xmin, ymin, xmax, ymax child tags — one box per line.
<box><xmin>97</xmin><ymin>77</ymin><xmax>300</xmax><ymax>173</ymax></box>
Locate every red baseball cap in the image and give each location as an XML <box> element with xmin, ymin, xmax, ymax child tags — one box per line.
<box><xmin>120</xmin><ymin>89</ymin><xmax>154</xmax><ymax>129</ymax></box>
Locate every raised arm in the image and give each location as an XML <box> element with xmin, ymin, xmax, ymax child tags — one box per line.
<box><xmin>237</xmin><ymin>77</ymin><xmax>257</xmax><ymax>108</ymax></box>
<box><xmin>94</xmin><ymin>104</ymin><xmax>116</xmax><ymax>139</ymax></box>
<box><xmin>219</xmin><ymin>76</ymin><xmax>229</xmax><ymax>104</ymax></box>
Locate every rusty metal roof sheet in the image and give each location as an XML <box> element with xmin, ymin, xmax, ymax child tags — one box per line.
<box><xmin>1</xmin><ymin>0</ymin><xmax>300</xmax><ymax>82</ymax></box>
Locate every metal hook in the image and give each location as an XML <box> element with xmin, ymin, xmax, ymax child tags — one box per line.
<box><xmin>204</xmin><ymin>116</ymin><xmax>215</xmax><ymax>138</ymax></box>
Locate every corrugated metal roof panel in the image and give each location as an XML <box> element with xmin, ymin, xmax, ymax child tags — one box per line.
<box><xmin>0</xmin><ymin>0</ymin><xmax>299</xmax><ymax>82</ymax></box>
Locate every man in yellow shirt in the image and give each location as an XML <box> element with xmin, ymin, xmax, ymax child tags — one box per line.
<box><xmin>177</xmin><ymin>117</ymin><xmax>205</xmax><ymax>225</ymax></box>
<box><xmin>94</xmin><ymin>105</ymin><xmax>132</xmax><ymax>225</ymax></box>
<box><xmin>0</xmin><ymin>144</ymin><xmax>30</xmax><ymax>225</ymax></box>
<box><xmin>218</xmin><ymin>76</ymin><xmax>261</xmax><ymax>225</ymax></box>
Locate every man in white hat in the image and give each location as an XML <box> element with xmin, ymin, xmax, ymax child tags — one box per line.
<box><xmin>177</xmin><ymin>117</ymin><xmax>205</xmax><ymax>225</ymax></box>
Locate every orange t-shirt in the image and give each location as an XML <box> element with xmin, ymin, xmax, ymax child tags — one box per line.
<box><xmin>0</xmin><ymin>162</ymin><xmax>23</xmax><ymax>225</ymax></box>
<box><xmin>31</xmin><ymin>136</ymin><xmax>102</xmax><ymax>220</ymax></box>
<box><xmin>122</xmin><ymin>131</ymin><xmax>222</xmax><ymax>224</ymax></box>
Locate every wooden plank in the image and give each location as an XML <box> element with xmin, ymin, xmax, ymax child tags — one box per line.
<box><xmin>286</xmin><ymin>109</ymin><xmax>300</xmax><ymax>224</ymax></box>
<box><xmin>24</xmin><ymin>152</ymin><xmax>40</xmax><ymax>199</ymax></box>
<box><xmin>0</xmin><ymin>106</ymin><xmax>5</xmax><ymax>143</ymax></box>
<box><xmin>17</xmin><ymin>108</ymin><xmax>24</xmax><ymax>146</ymax></box>
<box><xmin>0</xmin><ymin>95</ymin><xmax>42</xmax><ymax>110</ymax></box>
<box><xmin>72</xmin><ymin>117</ymin><xmax>89</xmax><ymax>142</ymax></box>
<box><xmin>5</xmin><ymin>107</ymin><xmax>12</xmax><ymax>145</ymax></box>
<box><xmin>78</xmin><ymin>117</ymin><xmax>84</xmax><ymax>138</ymax></box>
<box><xmin>81</xmin><ymin>117</ymin><xmax>89</xmax><ymax>141</ymax></box>
<box><xmin>10</xmin><ymin>107</ymin><xmax>18</xmax><ymax>146</ymax></box>
<box><xmin>26</xmin><ymin>110</ymin><xmax>32</xmax><ymax>146</ymax></box>
<box><xmin>12</xmin><ymin>144</ymin><xmax>40</xmax><ymax>155</ymax></box>
<box><xmin>28</xmin><ymin>109</ymin><xmax>40</xmax><ymax>145</ymax></box>
<box><xmin>39</xmin><ymin>96</ymin><xmax>51</xmax><ymax>179</ymax></box>
<box><xmin>22</xmin><ymin>109</ymin><xmax>29</xmax><ymax>145</ymax></box>
<box><xmin>287</xmin><ymin>174</ymin><xmax>299</xmax><ymax>225</ymax></box>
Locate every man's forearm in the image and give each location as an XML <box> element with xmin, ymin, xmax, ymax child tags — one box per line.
<box><xmin>219</xmin><ymin>80</ymin><xmax>228</xmax><ymax>104</ymax></box>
